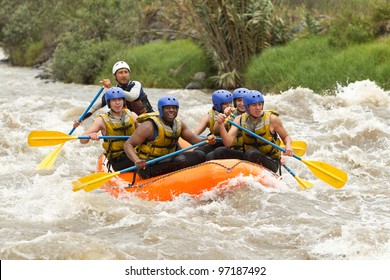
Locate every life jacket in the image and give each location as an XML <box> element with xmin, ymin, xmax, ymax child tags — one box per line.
<box><xmin>136</xmin><ymin>116</ymin><xmax>182</xmax><ymax>160</ymax></box>
<box><xmin>136</xmin><ymin>111</ymin><xmax>159</xmax><ymax>123</ymax></box>
<box><xmin>208</xmin><ymin>108</ymin><xmax>221</xmax><ymax>136</ymax></box>
<box><xmin>228</xmin><ymin>108</ymin><xmax>243</xmax><ymax>150</ymax></box>
<box><xmin>240</xmin><ymin>110</ymin><xmax>281</xmax><ymax>159</ymax></box>
<box><xmin>99</xmin><ymin>109</ymin><xmax>136</xmax><ymax>159</ymax></box>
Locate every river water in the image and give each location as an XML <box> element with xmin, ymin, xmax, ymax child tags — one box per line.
<box><xmin>0</xmin><ymin>51</ymin><xmax>389</xmax><ymax>262</ymax></box>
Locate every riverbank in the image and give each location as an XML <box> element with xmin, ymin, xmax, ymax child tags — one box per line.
<box><xmin>54</xmin><ymin>35</ymin><xmax>390</xmax><ymax>94</ymax></box>
<box><xmin>2</xmin><ymin>0</ymin><xmax>389</xmax><ymax>93</ymax></box>
<box><xmin>244</xmin><ymin>35</ymin><xmax>390</xmax><ymax>93</ymax></box>
<box><xmin>2</xmin><ymin>33</ymin><xmax>389</xmax><ymax>95</ymax></box>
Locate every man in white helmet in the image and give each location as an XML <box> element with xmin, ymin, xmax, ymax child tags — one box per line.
<box><xmin>74</xmin><ymin>61</ymin><xmax>154</xmax><ymax>127</ymax></box>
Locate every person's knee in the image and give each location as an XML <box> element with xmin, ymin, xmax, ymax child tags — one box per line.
<box><xmin>261</xmin><ymin>158</ymin><xmax>279</xmax><ymax>173</ymax></box>
<box><xmin>194</xmin><ymin>146</ymin><xmax>207</xmax><ymax>154</ymax></box>
<box><xmin>194</xmin><ymin>150</ymin><xmax>206</xmax><ymax>163</ymax></box>
<box><xmin>174</xmin><ymin>154</ymin><xmax>187</xmax><ymax>168</ymax></box>
<box><xmin>206</xmin><ymin>151</ymin><xmax>215</xmax><ymax>160</ymax></box>
<box><xmin>213</xmin><ymin>147</ymin><xmax>224</xmax><ymax>159</ymax></box>
<box><xmin>138</xmin><ymin>166</ymin><xmax>152</xmax><ymax>179</ymax></box>
<box><xmin>243</xmin><ymin>150</ymin><xmax>280</xmax><ymax>173</ymax></box>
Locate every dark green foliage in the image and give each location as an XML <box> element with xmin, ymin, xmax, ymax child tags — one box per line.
<box><xmin>52</xmin><ymin>34</ymin><xmax>125</xmax><ymax>84</ymax></box>
<box><xmin>181</xmin><ymin>0</ymin><xmax>291</xmax><ymax>89</ymax></box>
<box><xmin>328</xmin><ymin>15</ymin><xmax>374</xmax><ymax>48</ymax></box>
<box><xmin>0</xmin><ymin>1</ymin><xmax>42</xmax><ymax>64</ymax></box>
<box><xmin>244</xmin><ymin>36</ymin><xmax>390</xmax><ymax>93</ymax></box>
<box><xmin>96</xmin><ymin>39</ymin><xmax>211</xmax><ymax>89</ymax></box>
<box><xmin>0</xmin><ymin>0</ymin><xmax>389</xmax><ymax>92</ymax></box>
<box><xmin>372</xmin><ymin>2</ymin><xmax>390</xmax><ymax>36</ymax></box>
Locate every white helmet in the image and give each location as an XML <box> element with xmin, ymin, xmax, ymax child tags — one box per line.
<box><xmin>112</xmin><ymin>61</ymin><xmax>130</xmax><ymax>75</ymax></box>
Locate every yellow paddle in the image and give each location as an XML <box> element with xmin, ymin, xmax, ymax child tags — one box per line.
<box><xmin>228</xmin><ymin>114</ymin><xmax>307</xmax><ymax>156</ymax></box>
<box><xmin>72</xmin><ymin>140</ymin><xmax>207</xmax><ymax>192</ymax></box>
<box><xmin>281</xmin><ymin>140</ymin><xmax>306</xmax><ymax>157</ymax></box>
<box><xmin>228</xmin><ymin>120</ymin><xmax>348</xmax><ymax>189</ymax></box>
<box><xmin>36</xmin><ymin>87</ymin><xmax>104</xmax><ymax>170</ymax></box>
<box><xmin>282</xmin><ymin>164</ymin><xmax>313</xmax><ymax>189</ymax></box>
<box><xmin>201</xmin><ymin>136</ymin><xmax>307</xmax><ymax>157</ymax></box>
<box><xmin>28</xmin><ymin>130</ymin><xmax>129</xmax><ymax>147</ymax></box>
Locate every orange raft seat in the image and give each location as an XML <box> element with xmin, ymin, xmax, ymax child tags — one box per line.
<box><xmin>97</xmin><ymin>154</ymin><xmax>281</xmax><ymax>201</ymax></box>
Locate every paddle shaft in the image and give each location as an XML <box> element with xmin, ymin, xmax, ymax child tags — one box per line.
<box><xmin>228</xmin><ymin>120</ymin><xmax>347</xmax><ymax>188</ymax></box>
<box><xmin>200</xmin><ymin>135</ymin><xmax>222</xmax><ymax>141</ymax></box>
<box><xmin>228</xmin><ymin>120</ymin><xmax>289</xmax><ymax>153</ymax></box>
<box><xmin>72</xmin><ymin>140</ymin><xmax>208</xmax><ymax>192</ymax></box>
<box><xmin>118</xmin><ymin>140</ymin><xmax>207</xmax><ymax>175</ymax></box>
<box><xmin>283</xmin><ymin>164</ymin><xmax>297</xmax><ymax>177</ymax></box>
<box><xmin>28</xmin><ymin>130</ymin><xmax>131</xmax><ymax>147</ymax></box>
<box><xmin>68</xmin><ymin>87</ymin><xmax>104</xmax><ymax>135</ymax></box>
<box><xmin>31</xmin><ymin>135</ymin><xmax>129</xmax><ymax>140</ymax></box>
<box><xmin>80</xmin><ymin>135</ymin><xmax>129</xmax><ymax>140</ymax></box>
<box><xmin>283</xmin><ymin>164</ymin><xmax>313</xmax><ymax>189</ymax></box>
<box><xmin>201</xmin><ymin>131</ymin><xmax>306</xmax><ymax>156</ymax></box>
<box><xmin>36</xmin><ymin>87</ymin><xmax>104</xmax><ymax>170</ymax></box>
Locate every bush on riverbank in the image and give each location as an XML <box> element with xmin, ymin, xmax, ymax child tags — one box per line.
<box><xmin>244</xmin><ymin>35</ymin><xmax>390</xmax><ymax>93</ymax></box>
<box><xmin>96</xmin><ymin>39</ymin><xmax>212</xmax><ymax>89</ymax></box>
<box><xmin>1</xmin><ymin>0</ymin><xmax>389</xmax><ymax>92</ymax></box>
<box><xmin>52</xmin><ymin>36</ymin><xmax>126</xmax><ymax>84</ymax></box>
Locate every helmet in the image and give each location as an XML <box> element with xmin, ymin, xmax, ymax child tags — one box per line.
<box><xmin>112</xmin><ymin>61</ymin><xmax>130</xmax><ymax>75</ymax></box>
<box><xmin>243</xmin><ymin>90</ymin><xmax>264</xmax><ymax>112</ymax></box>
<box><xmin>158</xmin><ymin>95</ymin><xmax>179</xmax><ymax>117</ymax></box>
<box><xmin>105</xmin><ymin>87</ymin><xmax>125</xmax><ymax>108</ymax></box>
<box><xmin>212</xmin><ymin>90</ymin><xmax>232</xmax><ymax>112</ymax></box>
<box><xmin>232</xmin><ymin>87</ymin><xmax>248</xmax><ymax>107</ymax></box>
<box><xmin>233</xmin><ymin>87</ymin><xmax>249</xmax><ymax>100</ymax></box>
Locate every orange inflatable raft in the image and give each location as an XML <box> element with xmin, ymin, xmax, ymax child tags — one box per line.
<box><xmin>97</xmin><ymin>154</ymin><xmax>280</xmax><ymax>201</ymax></box>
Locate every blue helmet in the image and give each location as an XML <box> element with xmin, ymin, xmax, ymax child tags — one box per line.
<box><xmin>212</xmin><ymin>90</ymin><xmax>232</xmax><ymax>112</ymax></box>
<box><xmin>232</xmin><ymin>87</ymin><xmax>248</xmax><ymax>107</ymax></box>
<box><xmin>243</xmin><ymin>90</ymin><xmax>264</xmax><ymax>112</ymax></box>
<box><xmin>158</xmin><ymin>95</ymin><xmax>179</xmax><ymax>117</ymax></box>
<box><xmin>233</xmin><ymin>87</ymin><xmax>249</xmax><ymax>100</ymax></box>
<box><xmin>105</xmin><ymin>87</ymin><xmax>125</xmax><ymax>108</ymax></box>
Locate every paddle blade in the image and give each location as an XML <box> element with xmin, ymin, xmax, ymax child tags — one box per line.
<box><xmin>302</xmin><ymin>159</ymin><xmax>348</xmax><ymax>189</ymax></box>
<box><xmin>28</xmin><ymin>130</ymin><xmax>77</xmax><ymax>146</ymax></box>
<box><xmin>294</xmin><ymin>176</ymin><xmax>314</xmax><ymax>190</ymax></box>
<box><xmin>72</xmin><ymin>171</ymin><xmax>119</xmax><ymax>192</ymax></box>
<box><xmin>36</xmin><ymin>144</ymin><xmax>64</xmax><ymax>170</ymax></box>
<box><xmin>281</xmin><ymin>140</ymin><xmax>307</xmax><ymax>157</ymax></box>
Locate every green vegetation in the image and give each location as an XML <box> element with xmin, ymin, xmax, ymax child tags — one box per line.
<box><xmin>180</xmin><ymin>0</ymin><xmax>291</xmax><ymax>88</ymax></box>
<box><xmin>0</xmin><ymin>0</ymin><xmax>389</xmax><ymax>93</ymax></box>
<box><xmin>52</xmin><ymin>36</ymin><xmax>126</xmax><ymax>84</ymax></box>
<box><xmin>95</xmin><ymin>39</ymin><xmax>211</xmax><ymax>88</ymax></box>
<box><xmin>244</xmin><ymin>36</ymin><xmax>390</xmax><ymax>93</ymax></box>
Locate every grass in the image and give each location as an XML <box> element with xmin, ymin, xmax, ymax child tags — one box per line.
<box><xmin>277</xmin><ymin>0</ymin><xmax>387</xmax><ymax>14</ymax></box>
<box><xmin>93</xmin><ymin>34</ymin><xmax>390</xmax><ymax>93</ymax></box>
<box><xmin>96</xmin><ymin>39</ymin><xmax>211</xmax><ymax>89</ymax></box>
<box><xmin>244</xmin><ymin>35</ymin><xmax>390</xmax><ymax>94</ymax></box>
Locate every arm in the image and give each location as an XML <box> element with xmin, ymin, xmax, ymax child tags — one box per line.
<box><xmin>124</xmin><ymin>120</ymin><xmax>154</xmax><ymax>169</ymax></box>
<box><xmin>100</xmin><ymin>79</ymin><xmax>142</xmax><ymax>102</ymax></box>
<box><xmin>270</xmin><ymin>114</ymin><xmax>293</xmax><ymax>156</ymax></box>
<box><xmin>192</xmin><ymin>114</ymin><xmax>209</xmax><ymax>135</ymax></box>
<box><xmin>124</xmin><ymin>81</ymin><xmax>143</xmax><ymax>102</ymax></box>
<box><xmin>181</xmin><ymin>121</ymin><xmax>216</xmax><ymax>145</ymax></box>
<box><xmin>217</xmin><ymin>114</ymin><xmax>239</xmax><ymax>147</ymax></box>
<box><xmin>130</xmin><ymin>112</ymin><xmax>140</xmax><ymax>128</ymax></box>
<box><xmin>212</xmin><ymin>107</ymin><xmax>232</xmax><ymax>133</ymax></box>
<box><xmin>79</xmin><ymin>117</ymin><xmax>106</xmax><ymax>144</ymax></box>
